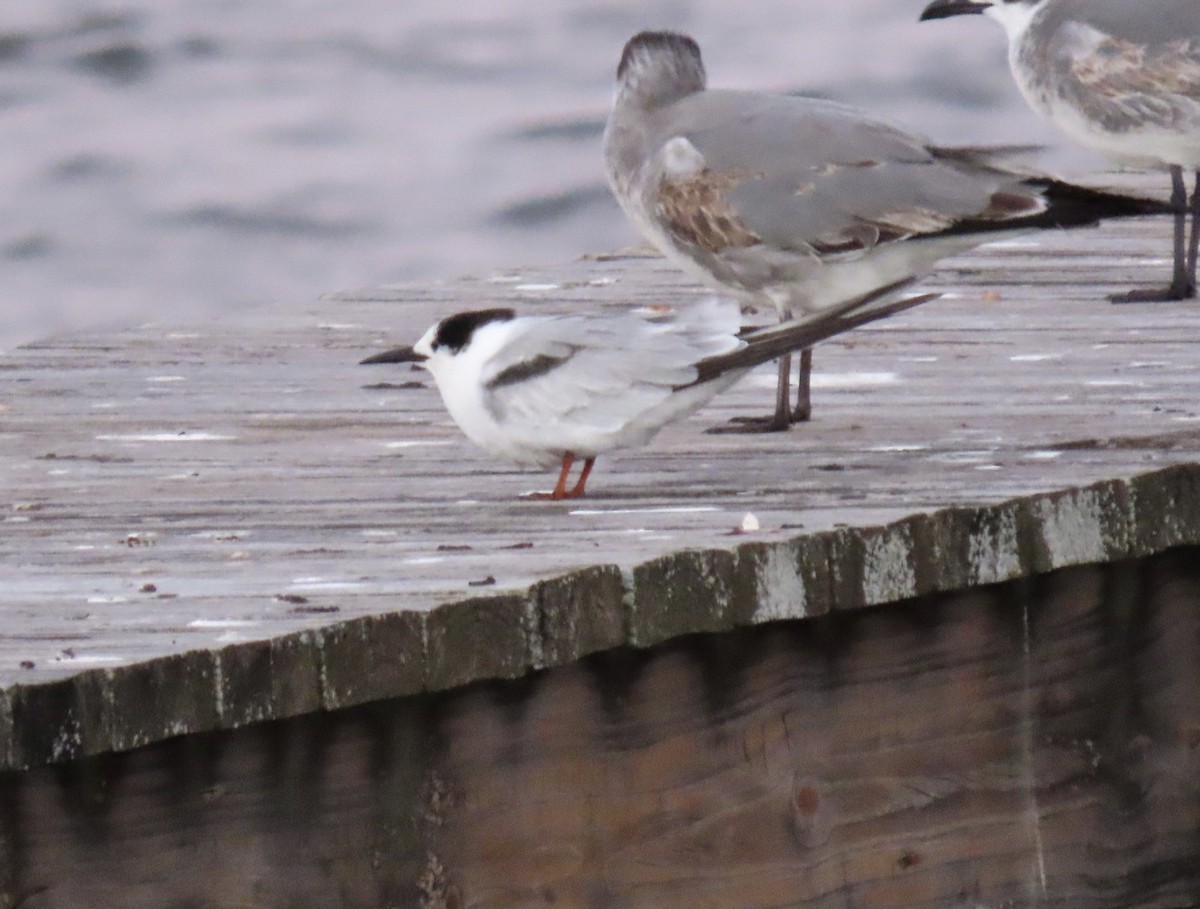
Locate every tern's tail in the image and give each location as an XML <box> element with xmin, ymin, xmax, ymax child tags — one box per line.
<box><xmin>687</xmin><ymin>280</ymin><xmax>938</xmax><ymax>386</ymax></box>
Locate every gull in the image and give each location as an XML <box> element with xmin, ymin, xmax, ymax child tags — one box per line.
<box><xmin>603</xmin><ymin>29</ymin><xmax>1173</xmax><ymax>431</ymax></box>
<box><xmin>360</xmin><ymin>286</ymin><xmax>936</xmax><ymax>500</ymax></box>
<box><xmin>920</xmin><ymin>0</ymin><xmax>1200</xmax><ymax>302</ymax></box>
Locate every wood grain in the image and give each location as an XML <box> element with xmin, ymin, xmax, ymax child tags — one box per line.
<box><xmin>2</xmin><ymin>181</ymin><xmax>1200</xmax><ymax>694</ymax></box>
<box><xmin>427</xmin><ymin>550</ymin><xmax>1200</xmax><ymax>909</ymax></box>
<box><xmin>4</xmin><ymin>175</ymin><xmax>1200</xmax><ymax>768</ymax></box>
<box><xmin>2</xmin><ymin>550</ymin><xmax>1196</xmax><ymax>907</ymax></box>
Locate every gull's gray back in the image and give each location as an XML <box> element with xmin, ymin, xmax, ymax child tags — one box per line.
<box><xmin>611</xmin><ymin>87</ymin><xmax>1043</xmax><ymax>287</ymax></box>
<box><xmin>600</xmin><ymin>30</ymin><xmax>1130</xmax><ymax>316</ymax></box>
<box><xmin>1040</xmin><ymin>0</ymin><xmax>1200</xmax><ymax>47</ymax></box>
<box><xmin>661</xmin><ymin>91</ymin><xmax>934</xmax><ymax>176</ymax></box>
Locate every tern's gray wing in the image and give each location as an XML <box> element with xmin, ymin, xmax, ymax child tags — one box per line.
<box><xmin>1030</xmin><ymin>2</ymin><xmax>1200</xmax><ymax>133</ymax></box>
<box><xmin>653</xmin><ymin>90</ymin><xmax>1045</xmax><ymax>259</ymax></box>
<box><xmin>478</xmin><ymin>300</ymin><xmax>742</xmax><ymax>434</ymax></box>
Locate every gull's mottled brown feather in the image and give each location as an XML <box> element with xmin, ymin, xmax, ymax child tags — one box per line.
<box><xmin>656</xmin><ymin>170</ymin><xmax>762</xmax><ymax>254</ymax></box>
<box><xmin>1057</xmin><ymin>34</ymin><xmax>1200</xmax><ymax>132</ymax></box>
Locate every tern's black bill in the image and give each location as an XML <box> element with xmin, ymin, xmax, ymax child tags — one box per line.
<box><xmin>919</xmin><ymin>0</ymin><xmax>989</xmax><ymax>20</ymax></box>
<box><xmin>360</xmin><ymin>346</ymin><xmax>426</xmax><ymax>365</ymax></box>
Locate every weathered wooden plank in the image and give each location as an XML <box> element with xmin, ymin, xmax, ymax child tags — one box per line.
<box><xmin>424</xmin><ymin>551</ymin><xmax>1200</xmax><ymax>909</ymax></box>
<box><xmin>2</xmin><ymin>549</ymin><xmax>1195</xmax><ymax>908</ymax></box>
<box><xmin>2</xmin><ymin>176</ymin><xmax>1200</xmax><ymax>769</ymax></box>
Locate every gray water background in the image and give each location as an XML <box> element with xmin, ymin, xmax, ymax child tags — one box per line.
<box><xmin>0</xmin><ymin>0</ymin><xmax>1102</xmax><ymax>353</ymax></box>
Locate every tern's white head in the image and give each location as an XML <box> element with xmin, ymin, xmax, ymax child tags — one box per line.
<box><xmin>409</xmin><ymin>308</ymin><xmax>517</xmax><ymax>380</ymax></box>
<box><xmin>401</xmin><ymin>308</ymin><xmax>550</xmax><ymax>466</ymax></box>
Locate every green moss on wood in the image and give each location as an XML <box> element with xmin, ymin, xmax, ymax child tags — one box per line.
<box><xmin>321</xmin><ymin>612</ymin><xmax>426</xmax><ymax>710</ymax></box>
<box><xmin>216</xmin><ymin>640</ymin><xmax>274</xmax><ymax>728</ymax></box>
<box><xmin>425</xmin><ymin>595</ymin><xmax>531</xmax><ymax>690</ymax></box>
<box><xmin>630</xmin><ymin>549</ymin><xmax>736</xmax><ymax>647</ymax></box>
<box><xmin>532</xmin><ymin>566</ymin><xmax>626</xmax><ymax>669</ymax></box>
<box><xmin>270</xmin><ymin>631</ymin><xmax>324</xmax><ymax>719</ymax></box>
<box><xmin>730</xmin><ymin>535</ymin><xmax>833</xmax><ymax>625</ymax></box>
<box><xmin>1131</xmin><ymin>464</ymin><xmax>1200</xmax><ymax>556</ymax></box>
<box><xmin>3</xmin><ymin>464</ymin><xmax>1200</xmax><ymax>771</ymax></box>
<box><xmin>106</xmin><ymin>652</ymin><xmax>219</xmax><ymax>752</ymax></box>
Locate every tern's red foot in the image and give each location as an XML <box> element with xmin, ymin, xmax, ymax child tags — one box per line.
<box><xmin>521</xmin><ymin>452</ymin><xmax>594</xmax><ymax>500</ymax></box>
<box><xmin>567</xmin><ymin>458</ymin><xmax>595</xmax><ymax>498</ymax></box>
<box><xmin>523</xmin><ymin>490</ymin><xmax>569</xmax><ymax>501</ymax></box>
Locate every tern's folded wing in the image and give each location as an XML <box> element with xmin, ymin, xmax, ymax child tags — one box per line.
<box><xmin>478</xmin><ymin>300</ymin><xmax>743</xmax><ymax>437</ymax></box>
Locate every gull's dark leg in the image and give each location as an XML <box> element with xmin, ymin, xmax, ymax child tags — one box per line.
<box><xmin>791</xmin><ymin>347</ymin><xmax>813</xmax><ymax>423</ymax></box>
<box><xmin>1111</xmin><ymin>165</ymin><xmax>1194</xmax><ymax>302</ymax></box>
<box><xmin>773</xmin><ymin>353</ymin><xmax>792</xmax><ymax>428</ymax></box>
<box><xmin>707</xmin><ymin>353</ymin><xmax>793</xmax><ymax>433</ymax></box>
<box><xmin>1187</xmin><ymin>170</ymin><xmax>1199</xmax><ymax>294</ymax></box>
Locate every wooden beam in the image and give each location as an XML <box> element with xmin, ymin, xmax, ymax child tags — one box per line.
<box><xmin>2</xmin><ymin>549</ymin><xmax>1197</xmax><ymax>907</ymax></box>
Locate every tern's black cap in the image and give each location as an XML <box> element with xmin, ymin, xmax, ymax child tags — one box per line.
<box><xmin>430</xmin><ymin>308</ymin><xmax>516</xmax><ymax>353</ymax></box>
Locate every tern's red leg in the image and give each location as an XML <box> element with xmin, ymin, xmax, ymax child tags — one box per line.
<box><xmin>566</xmin><ymin>457</ymin><xmax>595</xmax><ymax>498</ymax></box>
<box><xmin>524</xmin><ymin>452</ymin><xmax>576</xmax><ymax>501</ymax></box>
<box><xmin>547</xmin><ymin>452</ymin><xmax>575</xmax><ymax>499</ymax></box>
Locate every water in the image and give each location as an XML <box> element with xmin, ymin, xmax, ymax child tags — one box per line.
<box><xmin>0</xmin><ymin>0</ymin><xmax>1099</xmax><ymax>352</ymax></box>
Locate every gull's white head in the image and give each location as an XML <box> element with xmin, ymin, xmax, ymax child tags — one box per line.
<box><xmin>919</xmin><ymin>0</ymin><xmax>1043</xmax><ymax>40</ymax></box>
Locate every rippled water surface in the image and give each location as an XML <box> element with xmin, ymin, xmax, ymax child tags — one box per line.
<box><xmin>1</xmin><ymin>0</ymin><xmax>1101</xmax><ymax>350</ymax></box>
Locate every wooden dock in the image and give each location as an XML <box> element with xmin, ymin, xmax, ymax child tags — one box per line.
<box><xmin>2</xmin><ymin>176</ymin><xmax>1199</xmax><ymax>907</ymax></box>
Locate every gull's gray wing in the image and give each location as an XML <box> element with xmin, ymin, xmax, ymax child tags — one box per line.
<box><xmin>665</xmin><ymin>92</ymin><xmax>936</xmax><ymax>176</ymax></box>
<box><xmin>1048</xmin><ymin>0</ymin><xmax>1200</xmax><ymax>48</ymax></box>
<box><xmin>1031</xmin><ymin>1</ymin><xmax>1200</xmax><ymax>133</ymax></box>
<box><xmin>478</xmin><ymin>300</ymin><xmax>743</xmax><ymax>434</ymax></box>
<box><xmin>651</xmin><ymin>90</ymin><xmax>1045</xmax><ymax>259</ymax></box>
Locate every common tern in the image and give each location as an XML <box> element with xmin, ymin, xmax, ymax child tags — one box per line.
<box><xmin>361</xmin><ymin>286</ymin><xmax>936</xmax><ymax>500</ymax></box>
<box><xmin>920</xmin><ymin>0</ymin><xmax>1200</xmax><ymax>301</ymax></box>
<box><xmin>603</xmin><ymin>30</ymin><xmax>1173</xmax><ymax>430</ymax></box>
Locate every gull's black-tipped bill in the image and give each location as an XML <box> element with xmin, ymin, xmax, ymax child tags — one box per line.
<box><xmin>360</xmin><ymin>346</ymin><xmax>425</xmax><ymax>365</ymax></box>
<box><xmin>920</xmin><ymin>0</ymin><xmax>990</xmax><ymax>20</ymax></box>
